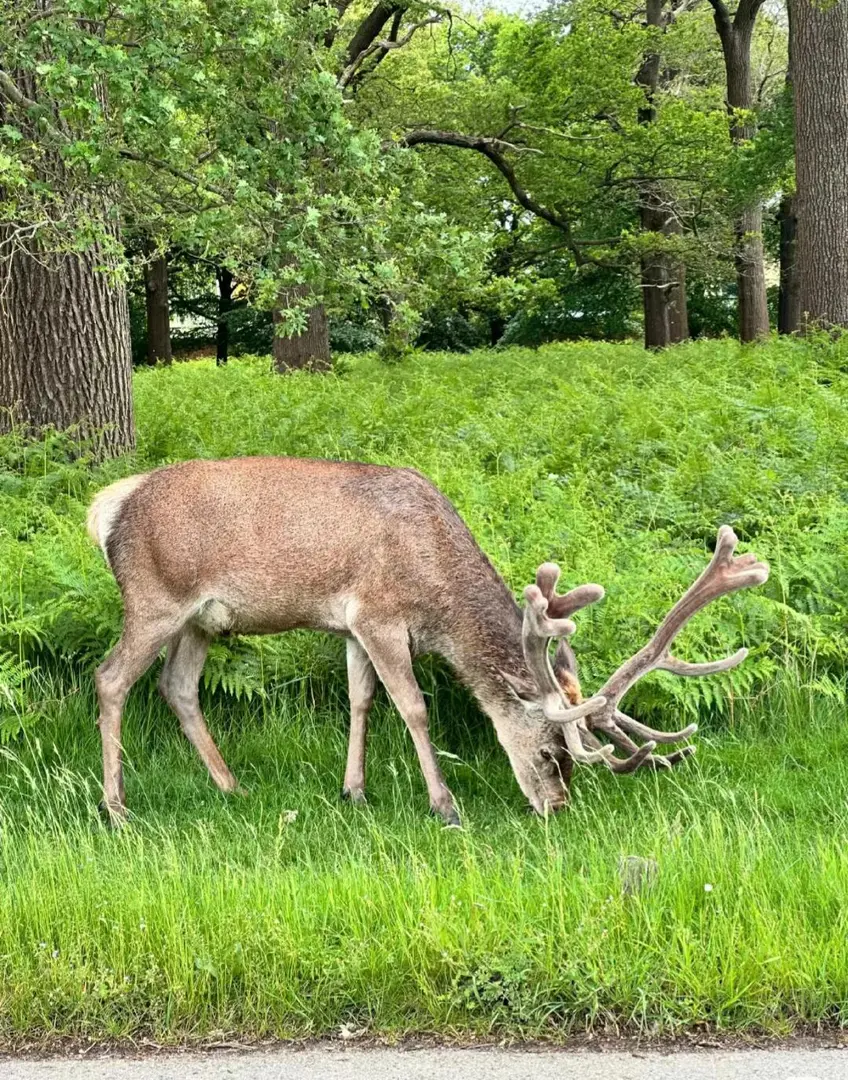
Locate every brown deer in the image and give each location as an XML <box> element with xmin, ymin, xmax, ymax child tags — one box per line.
<box><xmin>87</xmin><ymin>457</ymin><xmax>769</xmax><ymax>825</ymax></box>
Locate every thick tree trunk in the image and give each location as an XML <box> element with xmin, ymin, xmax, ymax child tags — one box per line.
<box><xmin>0</xmin><ymin>21</ymin><xmax>134</xmax><ymax>456</ymax></box>
<box><xmin>778</xmin><ymin>196</ymin><xmax>801</xmax><ymax>334</ymax></box>
<box><xmin>664</xmin><ymin>215</ymin><xmax>688</xmax><ymax>344</ymax></box>
<box><xmin>0</xmin><ymin>237</ymin><xmax>135</xmax><ymax>455</ymax></box>
<box><xmin>778</xmin><ymin>9</ymin><xmax>800</xmax><ymax>336</ymax></box>
<box><xmin>792</xmin><ymin>0</ymin><xmax>848</xmax><ymax>328</ymax></box>
<box><xmin>216</xmin><ymin>265</ymin><xmax>233</xmax><ymax>366</ymax></box>
<box><xmin>272</xmin><ymin>291</ymin><xmax>331</xmax><ymax>372</ymax></box>
<box><xmin>143</xmin><ymin>249</ymin><xmax>172</xmax><ymax>365</ymax></box>
<box><xmin>718</xmin><ymin>21</ymin><xmax>770</xmax><ymax>341</ymax></box>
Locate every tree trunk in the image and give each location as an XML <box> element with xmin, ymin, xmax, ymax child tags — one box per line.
<box><xmin>636</xmin><ymin>0</ymin><xmax>688</xmax><ymax>349</ymax></box>
<box><xmin>778</xmin><ymin>196</ymin><xmax>801</xmax><ymax>334</ymax></box>
<box><xmin>640</xmin><ymin>204</ymin><xmax>671</xmax><ymax>350</ymax></box>
<box><xmin>718</xmin><ymin>20</ymin><xmax>770</xmax><ymax>341</ymax></box>
<box><xmin>778</xmin><ymin>8</ymin><xmax>800</xmax><ymax>336</ymax></box>
<box><xmin>216</xmin><ymin>265</ymin><xmax>233</xmax><ymax>366</ymax></box>
<box><xmin>143</xmin><ymin>248</ymin><xmax>172</xmax><ymax>365</ymax></box>
<box><xmin>666</xmin><ymin>264</ymin><xmax>688</xmax><ymax>344</ymax></box>
<box><xmin>0</xmin><ymin>19</ymin><xmax>134</xmax><ymax>456</ymax></box>
<box><xmin>272</xmin><ymin>291</ymin><xmax>331</xmax><ymax>372</ymax></box>
<box><xmin>664</xmin><ymin>215</ymin><xmax>688</xmax><ymax>344</ymax></box>
<box><xmin>733</xmin><ymin>203</ymin><xmax>770</xmax><ymax>341</ymax></box>
<box><xmin>0</xmin><ymin>237</ymin><xmax>135</xmax><ymax>456</ymax></box>
<box><xmin>792</xmin><ymin>0</ymin><xmax>848</xmax><ymax>328</ymax></box>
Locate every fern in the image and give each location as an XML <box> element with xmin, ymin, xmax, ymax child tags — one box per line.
<box><xmin>3</xmin><ymin>340</ymin><xmax>848</xmax><ymax>738</ymax></box>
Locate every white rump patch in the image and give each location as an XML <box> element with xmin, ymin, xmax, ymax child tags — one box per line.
<box><xmin>86</xmin><ymin>474</ymin><xmax>149</xmax><ymax>567</ymax></box>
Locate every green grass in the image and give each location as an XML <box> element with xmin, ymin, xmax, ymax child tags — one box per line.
<box><xmin>1</xmin><ymin>677</ymin><xmax>848</xmax><ymax>1042</ymax></box>
<box><xmin>2</xmin><ymin>338</ymin><xmax>848</xmax><ymax>1042</ymax></box>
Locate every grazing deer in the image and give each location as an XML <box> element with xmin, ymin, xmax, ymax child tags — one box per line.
<box><xmin>87</xmin><ymin>457</ymin><xmax>768</xmax><ymax>824</ymax></box>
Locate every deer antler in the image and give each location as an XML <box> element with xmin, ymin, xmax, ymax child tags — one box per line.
<box><xmin>523</xmin><ymin>527</ymin><xmax>768</xmax><ymax>774</ymax></box>
<box><xmin>521</xmin><ymin>564</ymin><xmax>614</xmax><ymax>765</ymax></box>
<box><xmin>585</xmin><ymin>525</ymin><xmax>769</xmax><ymax>764</ymax></box>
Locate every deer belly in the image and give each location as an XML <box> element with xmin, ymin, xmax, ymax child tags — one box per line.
<box><xmin>191</xmin><ymin>593</ymin><xmax>357</xmax><ymax>636</ymax></box>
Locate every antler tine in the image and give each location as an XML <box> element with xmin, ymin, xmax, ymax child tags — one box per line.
<box><xmin>522</xmin><ymin>564</ymin><xmax>611</xmax><ymax>764</ymax></box>
<box><xmin>580</xmin><ymin>719</ymin><xmax>695</xmax><ymax>773</ymax></box>
<box><xmin>579</xmin><ymin>726</ymin><xmax>657</xmax><ymax>772</ymax></box>
<box><xmin>612</xmin><ymin>710</ymin><xmax>697</xmax><ymax>744</ymax></box>
<box><xmin>658</xmin><ymin>647</ymin><xmax>748</xmax><ymax>677</ymax></box>
<box><xmin>583</xmin><ymin>526</ymin><xmax>768</xmax><ymax>755</ymax></box>
<box><xmin>535</xmin><ymin>563</ymin><xmax>606</xmax><ymax>618</ymax></box>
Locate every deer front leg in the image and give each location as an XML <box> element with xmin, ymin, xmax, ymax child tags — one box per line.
<box><xmin>352</xmin><ymin>624</ymin><xmax>460</xmax><ymax>826</ymax></box>
<box><xmin>342</xmin><ymin>637</ymin><xmax>376</xmax><ymax>804</ymax></box>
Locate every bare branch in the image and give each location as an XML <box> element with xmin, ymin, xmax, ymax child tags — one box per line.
<box><xmin>344</xmin><ymin>1</ymin><xmax>403</xmax><ymax>69</ymax></box>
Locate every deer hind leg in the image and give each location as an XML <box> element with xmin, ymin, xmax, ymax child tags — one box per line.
<box><xmin>95</xmin><ymin>608</ymin><xmax>184</xmax><ymax>824</ymax></box>
<box><xmin>342</xmin><ymin>637</ymin><xmax>376</xmax><ymax>804</ymax></box>
<box><xmin>352</xmin><ymin>623</ymin><xmax>460</xmax><ymax>826</ymax></box>
<box><xmin>159</xmin><ymin>622</ymin><xmax>239</xmax><ymax>794</ymax></box>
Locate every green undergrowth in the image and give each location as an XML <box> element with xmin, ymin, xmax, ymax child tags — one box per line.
<box><xmin>3</xmin><ymin>336</ymin><xmax>848</xmax><ymax>737</ymax></box>
<box><xmin>1</xmin><ymin>337</ymin><xmax>848</xmax><ymax>1040</ymax></box>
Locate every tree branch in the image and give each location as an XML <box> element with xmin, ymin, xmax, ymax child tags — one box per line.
<box><xmin>339</xmin><ymin>14</ymin><xmax>442</xmax><ymax>88</ymax></box>
<box><xmin>705</xmin><ymin>0</ymin><xmax>732</xmax><ymax>38</ymax></box>
<box><xmin>733</xmin><ymin>0</ymin><xmax>765</xmax><ymax>33</ymax></box>
<box><xmin>707</xmin><ymin>0</ymin><xmax>764</xmax><ymax>39</ymax></box>
<box><xmin>0</xmin><ymin>69</ymin><xmax>40</xmax><ymax>112</ymax></box>
<box><xmin>393</xmin><ymin>129</ymin><xmax>607</xmax><ymax>266</ymax></box>
<box><xmin>117</xmin><ymin>149</ymin><xmax>228</xmax><ymax>200</ymax></box>
<box><xmin>344</xmin><ymin>1</ymin><xmax>404</xmax><ymax>69</ymax></box>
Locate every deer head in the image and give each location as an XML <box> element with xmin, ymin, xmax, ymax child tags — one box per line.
<box><xmin>500</xmin><ymin>526</ymin><xmax>769</xmax><ymax>814</ymax></box>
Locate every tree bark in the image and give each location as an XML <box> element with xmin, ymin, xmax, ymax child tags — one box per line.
<box><xmin>640</xmin><ymin>206</ymin><xmax>671</xmax><ymax>349</ymax></box>
<box><xmin>667</xmin><ymin>273</ymin><xmax>688</xmax><ymax>343</ymax></box>
<box><xmin>791</xmin><ymin>0</ymin><xmax>848</xmax><ymax>328</ymax></box>
<box><xmin>0</xmin><ymin>234</ymin><xmax>135</xmax><ymax>455</ymax></box>
<box><xmin>0</xmin><ymin>25</ymin><xmax>134</xmax><ymax>456</ymax></box>
<box><xmin>778</xmin><ymin>195</ymin><xmax>801</xmax><ymax>334</ymax></box>
<box><xmin>636</xmin><ymin>0</ymin><xmax>688</xmax><ymax>349</ymax></box>
<box><xmin>778</xmin><ymin>8</ymin><xmax>800</xmax><ymax>336</ymax></box>
<box><xmin>712</xmin><ymin>4</ymin><xmax>770</xmax><ymax>341</ymax></box>
<box><xmin>216</xmin><ymin>265</ymin><xmax>233</xmax><ymax>366</ymax></box>
<box><xmin>143</xmin><ymin>248</ymin><xmax>172</xmax><ymax>365</ymax></box>
<box><xmin>273</xmin><ymin>291</ymin><xmax>331</xmax><ymax>372</ymax></box>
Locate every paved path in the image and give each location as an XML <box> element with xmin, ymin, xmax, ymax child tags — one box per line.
<box><xmin>2</xmin><ymin>1045</ymin><xmax>846</xmax><ymax>1080</ymax></box>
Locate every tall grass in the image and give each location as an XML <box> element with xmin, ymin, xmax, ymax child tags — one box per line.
<box><xmin>1</xmin><ymin>676</ymin><xmax>847</xmax><ymax>1041</ymax></box>
<box><xmin>1</xmin><ymin>338</ymin><xmax>848</xmax><ymax>1041</ymax></box>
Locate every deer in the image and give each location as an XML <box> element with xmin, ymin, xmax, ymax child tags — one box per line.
<box><xmin>86</xmin><ymin>456</ymin><xmax>769</xmax><ymax>825</ymax></box>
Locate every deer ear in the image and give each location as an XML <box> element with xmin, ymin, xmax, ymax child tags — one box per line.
<box><xmin>552</xmin><ymin>640</ymin><xmax>584</xmax><ymax>706</ymax></box>
<box><xmin>553</xmin><ymin>638</ymin><xmax>578</xmax><ymax>677</ymax></box>
<box><xmin>500</xmin><ymin>670</ymin><xmax>538</xmax><ymax>703</ymax></box>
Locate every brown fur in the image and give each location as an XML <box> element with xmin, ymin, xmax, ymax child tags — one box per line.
<box><xmin>90</xmin><ymin>457</ymin><xmax>585</xmax><ymax>823</ymax></box>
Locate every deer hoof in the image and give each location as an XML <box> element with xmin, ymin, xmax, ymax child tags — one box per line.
<box><xmin>97</xmin><ymin>800</ymin><xmax>128</xmax><ymax>828</ymax></box>
<box><xmin>430</xmin><ymin>804</ymin><xmax>462</xmax><ymax>828</ymax></box>
<box><xmin>341</xmin><ymin>787</ymin><xmax>368</xmax><ymax>805</ymax></box>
